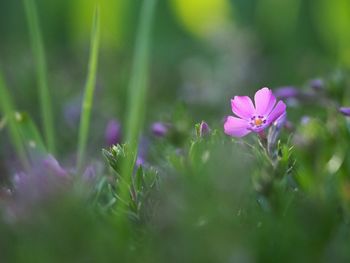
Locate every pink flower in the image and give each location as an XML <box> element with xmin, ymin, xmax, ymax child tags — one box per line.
<box><xmin>224</xmin><ymin>87</ymin><xmax>287</xmax><ymax>137</ymax></box>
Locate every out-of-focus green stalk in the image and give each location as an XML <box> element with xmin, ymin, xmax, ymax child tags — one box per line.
<box><xmin>117</xmin><ymin>0</ymin><xmax>157</xmax><ymax>223</ymax></box>
<box><xmin>0</xmin><ymin>74</ymin><xmax>30</xmax><ymax>169</ymax></box>
<box><xmin>76</xmin><ymin>6</ymin><xmax>100</xmax><ymax>171</ymax></box>
<box><xmin>23</xmin><ymin>0</ymin><xmax>56</xmax><ymax>154</ymax></box>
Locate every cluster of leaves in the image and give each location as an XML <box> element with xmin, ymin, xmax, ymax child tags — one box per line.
<box><xmin>1</xmin><ymin>72</ymin><xmax>350</xmax><ymax>262</ymax></box>
<box><xmin>101</xmin><ymin>144</ymin><xmax>159</xmax><ymax>222</ymax></box>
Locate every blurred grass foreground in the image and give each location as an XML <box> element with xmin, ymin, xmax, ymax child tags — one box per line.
<box><xmin>1</xmin><ymin>0</ymin><xmax>350</xmax><ymax>262</ymax></box>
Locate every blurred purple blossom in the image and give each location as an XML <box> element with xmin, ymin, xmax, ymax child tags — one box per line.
<box><xmin>63</xmin><ymin>97</ymin><xmax>82</xmax><ymax>128</ymax></box>
<box><xmin>105</xmin><ymin>119</ymin><xmax>122</xmax><ymax>146</ymax></box>
<box><xmin>151</xmin><ymin>122</ymin><xmax>170</xmax><ymax>137</ymax></box>
<box><xmin>339</xmin><ymin>107</ymin><xmax>350</xmax><ymax>117</ymax></box>
<box><xmin>42</xmin><ymin>155</ymin><xmax>68</xmax><ymax>177</ymax></box>
<box><xmin>136</xmin><ymin>156</ymin><xmax>146</xmax><ymax>167</ymax></box>
<box><xmin>274</xmin><ymin>87</ymin><xmax>299</xmax><ymax>99</ymax></box>
<box><xmin>6</xmin><ymin>155</ymin><xmax>71</xmax><ymax>221</ymax></box>
<box><xmin>12</xmin><ymin>155</ymin><xmax>69</xmax><ymax>190</ymax></box>
<box><xmin>310</xmin><ymin>79</ymin><xmax>324</xmax><ymax>91</ymax></box>
<box><xmin>301</xmin><ymin>116</ymin><xmax>311</xmax><ymax>125</ymax></box>
<box><xmin>135</xmin><ymin>137</ymin><xmax>149</xmax><ymax>167</ymax></box>
<box><xmin>199</xmin><ymin>121</ymin><xmax>210</xmax><ymax>137</ymax></box>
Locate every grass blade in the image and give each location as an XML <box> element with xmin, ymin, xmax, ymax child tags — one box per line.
<box><xmin>0</xmin><ymin>74</ymin><xmax>30</xmax><ymax>169</ymax></box>
<box><xmin>16</xmin><ymin>112</ymin><xmax>47</xmax><ymax>159</ymax></box>
<box><xmin>23</xmin><ymin>0</ymin><xmax>56</xmax><ymax>154</ymax></box>
<box><xmin>76</xmin><ymin>6</ymin><xmax>101</xmax><ymax>171</ymax></box>
<box><xmin>117</xmin><ymin>0</ymin><xmax>157</xmax><ymax>222</ymax></box>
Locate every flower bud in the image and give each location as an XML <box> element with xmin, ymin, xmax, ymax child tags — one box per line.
<box><xmin>151</xmin><ymin>122</ymin><xmax>169</xmax><ymax>137</ymax></box>
<box><xmin>310</xmin><ymin>79</ymin><xmax>324</xmax><ymax>91</ymax></box>
<box><xmin>274</xmin><ymin>87</ymin><xmax>299</xmax><ymax>99</ymax></box>
<box><xmin>199</xmin><ymin>121</ymin><xmax>210</xmax><ymax>137</ymax></box>
<box><xmin>105</xmin><ymin>120</ymin><xmax>122</xmax><ymax>146</ymax></box>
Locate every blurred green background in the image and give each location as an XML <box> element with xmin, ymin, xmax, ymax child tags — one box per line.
<box><xmin>1</xmin><ymin>0</ymin><xmax>350</xmax><ymax>175</ymax></box>
<box><xmin>1</xmin><ymin>1</ymin><xmax>350</xmax><ymax>262</ymax></box>
<box><xmin>1</xmin><ymin>0</ymin><xmax>349</xmax><ymax>115</ymax></box>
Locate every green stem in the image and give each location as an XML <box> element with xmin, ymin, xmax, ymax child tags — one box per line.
<box><xmin>77</xmin><ymin>6</ymin><xmax>101</xmax><ymax>171</ymax></box>
<box><xmin>23</xmin><ymin>0</ymin><xmax>56</xmax><ymax>154</ymax></box>
<box><xmin>0</xmin><ymin>74</ymin><xmax>30</xmax><ymax>169</ymax></box>
<box><xmin>117</xmin><ymin>0</ymin><xmax>157</xmax><ymax>223</ymax></box>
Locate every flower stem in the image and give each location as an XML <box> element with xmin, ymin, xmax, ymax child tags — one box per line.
<box><xmin>23</xmin><ymin>0</ymin><xmax>56</xmax><ymax>154</ymax></box>
<box><xmin>77</xmin><ymin>6</ymin><xmax>100</xmax><ymax>171</ymax></box>
<box><xmin>0</xmin><ymin>74</ymin><xmax>30</xmax><ymax>170</ymax></box>
<box><xmin>116</xmin><ymin>0</ymin><xmax>157</xmax><ymax>224</ymax></box>
<box><xmin>258</xmin><ymin>130</ymin><xmax>267</xmax><ymax>146</ymax></box>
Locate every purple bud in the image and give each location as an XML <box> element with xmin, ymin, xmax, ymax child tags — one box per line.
<box><xmin>310</xmin><ymin>79</ymin><xmax>324</xmax><ymax>91</ymax></box>
<box><xmin>135</xmin><ymin>137</ymin><xmax>149</xmax><ymax>167</ymax></box>
<box><xmin>151</xmin><ymin>122</ymin><xmax>169</xmax><ymax>137</ymax></box>
<box><xmin>199</xmin><ymin>121</ymin><xmax>210</xmax><ymax>137</ymax></box>
<box><xmin>339</xmin><ymin>107</ymin><xmax>350</xmax><ymax>117</ymax></box>
<box><xmin>105</xmin><ymin>120</ymin><xmax>122</xmax><ymax>146</ymax></box>
<box><xmin>42</xmin><ymin>155</ymin><xmax>68</xmax><ymax>177</ymax></box>
<box><xmin>274</xmin><ymin>87</ymin><xmax>299</xmax><ymax>99</ymax></box>
<box><xmin>135</xmin><ymin>156</ymin><xmax>145</xmax><ymax>167</ymax></box>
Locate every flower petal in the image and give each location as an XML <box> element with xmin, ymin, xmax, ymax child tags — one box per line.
<box><xmin>266</xmin><ymin>101</ymin><xmax>287</xmax><ymax>125</ymax></box>
<box><xmin>224</xmin><ymin>116</ymin><xmax>251</xmax><ymax>137</ymax></box>
<box><xmin>339</xmin><ymin>107</ymin><xmax>350</xmax><ymax>117</ymax></box>
<box><xmin>273</xmin><ymin>112</ymin><xmax>287</xmax><ymax>129</ymax></box>
<box><xmin>254</xmin><ymin>87</ymin><xmax>276</xmax><ymax>116</ymax></box>
<box><xmin>231</xmin><ymin>96</ymin><xmax>255</xmax><ymax>120</ymax></box>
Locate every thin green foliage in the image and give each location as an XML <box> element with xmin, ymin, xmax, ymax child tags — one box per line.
<box><xmin>117</xmin><ymin>0</ymin><xmax>157</xmax><ymax>223</ymax></box>
<box><xmin>77</xmin><ymin>6</ymin><xmax>101</xmax><ymax>171</ymax></box>
<box><xmin>0</xmin><ymin>74</ymin><xmax>30</xmax><ymax>169</ymax></box>
<box><xmin>23</xmin><ymin>0</ymin><xmax>56</xmax><ymax>153</ymax></box>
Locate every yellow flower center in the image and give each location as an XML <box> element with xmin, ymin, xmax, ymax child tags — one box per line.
<box><xmin>254</xmin><ymin>118</ymin><xmax>263</xmax><ymax>126</ymax></box>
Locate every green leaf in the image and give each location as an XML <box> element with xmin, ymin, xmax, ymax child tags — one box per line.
<box><xmin>77</xmin><ymin>5</ymin><xmax>101</xmax><ymax>171</ymax></box>
<box><xmin>15</xmin><ymin>112</ymin><xmax>47</xmax><ymax>158</ymax></box>
<box><xmin>0</xmin><ymin>73</ymin><xmax>30</xmax><ymax>169</ymax></box>
<box><xmin>23</xmin><ymin>0</ymin><xmax>56</xmax><ymax>153</ymax></box>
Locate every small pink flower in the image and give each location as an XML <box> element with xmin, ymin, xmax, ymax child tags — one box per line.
<box><xmin>224</xmin><ymin>87</ymin><xmax>287</xmax><ymax>137</ymax></box>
